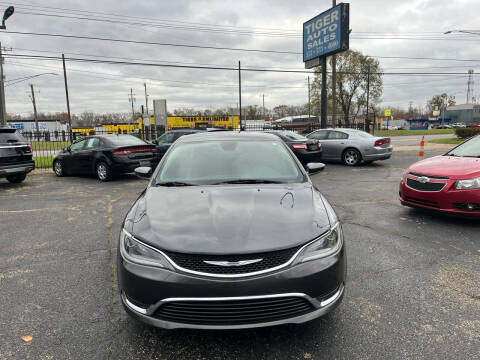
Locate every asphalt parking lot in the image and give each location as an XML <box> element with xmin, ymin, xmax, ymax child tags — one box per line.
<box><xmin>1</xmin><ymin>148</ymin><xmax>479</xmax><ymax>360</ymax></box>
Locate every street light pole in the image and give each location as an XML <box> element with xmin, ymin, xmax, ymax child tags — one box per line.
<box><xmin>0</xmin><ymin>6</ymin><xmax>16</xmax><ymax>126</ymax></box>
<box><xmin>0</xmin><ymin>43</ymin><xmax>6</xmax><ymax>125</ymax></box>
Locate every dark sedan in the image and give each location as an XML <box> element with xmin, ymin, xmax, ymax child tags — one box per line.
<box><xmin>0</xmin><ymin>127</ymin><xmax>34</xmax><ymax>183</ymax></box>
<box><xmin>152</xmin><ymin>129</ymin><xmax>203</xmax><ymax>158</ymax></box>
<box><xmin>152</xmin><ymin>128</ymin><xmax>229</xmax><ymax>159</ymax></box>
<box><xmin>118</xmin><ymin>131</ymin><xmax>345</xmax><ymax>330</ymax></box>
<box><xmin>53</xmin><ymin>134</ymin><xmax>157</xmax><ymax>181</ymax></box>
<box><xmin>265</xmin><ymin>130</ymin><xmax>322</xmax><ymax>165</ymax></box>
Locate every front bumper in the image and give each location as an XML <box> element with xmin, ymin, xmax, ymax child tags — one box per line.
<box><xmin>121</xmin><ymin>283</ymin><xmax>344</xmax><ymax>330</ymax></box>
<box><xmin>399</xmin><ymin>178</ymin><xmax>480</xmax><ymax>217</ymax></box>
<box><xmin>117</xmin><ymin>245</ymin><xmax>346</xmax><ymax>329</ymax></box>
<box><xmin>0</xmin><ymin>161</ymin><xmax>35</xmax><ymax>177</ymax></box>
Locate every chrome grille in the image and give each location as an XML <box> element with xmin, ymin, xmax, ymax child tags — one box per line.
<box><xmin>163</xmin><ymin>245</ymin><xmax>303</xmax><ymax>275</ymax></box>
<box><xmin>406</xmin><ymin>178</ymin><xmax>446</xmax><ymax>192</ymax></box>
<box><xmin>153</xmin><ymin>296</ymin><xmax>315</xmax><ymax>325</ymax></box>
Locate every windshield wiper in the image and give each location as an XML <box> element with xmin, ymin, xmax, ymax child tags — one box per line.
<box><xmin>155</xmin><ymin>181</ymin><xmax>197</xmax><ymax>187</ymax></box>
<box><xmin>211</xmin><ymin>179</ymin><xmax>285</xmax><ymax>185</ymax></box>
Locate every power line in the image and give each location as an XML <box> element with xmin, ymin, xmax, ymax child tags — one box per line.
<box><xmin>4</xmin><ymin>30</ymin><xmax>301</xmax><ymax>55</ymax></box>
<box><xmin>6</xmin><ymin>30</ymin><xmax>480</xmax><ymax>65</ymax></box>
<box><xmin>5</xmin><ymin>53</ymin><xmax>480</xmax><ymax>76</ymax></box>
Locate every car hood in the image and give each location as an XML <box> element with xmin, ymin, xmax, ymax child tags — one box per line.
<box><xmin>129</xmin><ymin>183</ymin><xmax>331</xmax><ymax>254</ymax></box>
<box><xmin>408</xmin><ymin>155</ymin><xmax>480</xmax><ymax>179</ymax></box>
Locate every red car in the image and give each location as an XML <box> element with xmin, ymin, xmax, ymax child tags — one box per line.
<box><xmin>399</xmin><ymin>135</ymin><xmax>480</xmax><ymax>217</ymax></box>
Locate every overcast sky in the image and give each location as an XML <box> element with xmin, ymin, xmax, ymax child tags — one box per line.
<box><xmin>2</xmin><ymin>0</ymin><xmax>480</xmax><ymax>116</ymax></box>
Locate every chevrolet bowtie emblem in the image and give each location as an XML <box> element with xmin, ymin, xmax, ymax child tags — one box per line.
<box><xmin>417</xmin><ymin>176</ymin><xmax>430</xmax><ymax>184</ymax></box>
<box><xmin>203</xmin><ymin>259</ymin><xmax>263</xmax><ymax>267</ymax></box>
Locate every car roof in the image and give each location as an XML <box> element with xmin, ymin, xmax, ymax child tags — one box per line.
<box><xmin>176</xmin><ymin>131</ymin><xmax>280</xmax><ymax>143</ymax></box>
<box><xmin>312</xmin><ymin>128</ymin><xmax>367</xmax><ymax>134</ymax></box>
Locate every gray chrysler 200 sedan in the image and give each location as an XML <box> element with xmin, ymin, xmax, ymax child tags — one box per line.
<box><xmin>117</xmin><ymin>131</ymin><xmax>346</xmax><ymax>330</ymax></box>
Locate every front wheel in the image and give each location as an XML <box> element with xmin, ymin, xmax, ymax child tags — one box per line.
<box><xmin>6</xmin><ymin>173</ymin><xmax>27</xmax><ymax>183</ymax></box>
<box><xmin>96</xmin><ymin>162</ymin><xmax>111</xmax><ymax>181</ymax></box>
<box><xmin>343</xmin><ymin>149</ymin><xmax>361</xmax><ymax>166</ymax></box>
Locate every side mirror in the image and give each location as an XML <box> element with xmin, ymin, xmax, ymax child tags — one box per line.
<box><xmin>64</xmin><ymin>146</ymin><xmax>71</xmax><ymax>152</ymax></box>
<box><xmin>134</xmin><ymin>166</ymin><xmax>152</xmax><ymax>179</ymax></box>
<box><xmin>306</xmin><ymin>162</ymin><xmax>325</xmax><ymax>174</ymax></box>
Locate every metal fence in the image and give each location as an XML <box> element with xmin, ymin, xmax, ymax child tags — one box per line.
<box><xmin>21</xmin><ymin>121</ymin><xmax>374</xmax><ymax>173</ymax></box>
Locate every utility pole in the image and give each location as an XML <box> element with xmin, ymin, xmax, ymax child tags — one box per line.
<box><xmin>0</xmin><ymin>42</ymin><xmax>6</xmax><ymax>125</ymax></box>
<box><xmin>331</xmin><ymin>0</ymin><xmax>337</xmax><ymax>128</ymax></box>
<box><xmin>62</xmin><ymin>54</ymin><xmax>73</xmax><ymax>142</ymax></box>
<box><xmin>144</xmin><ymin>82</ymin><xmax>149</xmax><ymax>115</ymax></box>
<box><xmin>29</xmin><ymin>84</ymin><xmax>39</xmax><ymax>135</ymax></box>
<box><xmin>262</xmin><ymin>94</ymin><xmax>265</xmax><ymax>121</ymax></box>
<box><xmin>238</xmin><ymin>61</ymin><xmax>242</xmax><ymax>131</ymax></box>
<box><xmin>128</xmin><ymin>88</ymin><xmax>135</xmax><ymax>132</ymax></box>
<box><xmin>321</xmin><ymin>57</ymin><xmax>327</xmax><ymax>128</ymax></box>
<box><xmin>365</xmin><ymin>64</ymin><xmax>371</xmax><ymax>133</ymax></box>
<box><xmin>308</xmin><ymin>76</ymin><xmax>311</xmax><ymax>121</ymax></box>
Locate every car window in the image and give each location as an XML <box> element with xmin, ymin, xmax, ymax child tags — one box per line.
<box><xmin>70</xmin><ymin>139</ymin><xmax>87</xmax><ymax>151</ymax></box>
<box><xmin>0</xmin><ymin>129</ymin><xmax>26</xmax><ymax>144</ymax></box>
<box><xmin>279</xmin><ymin>131</ymin><xmax>306</xmax><ymax>141</ymax></box>
<box><xmin>173</xmin><ymin>132</ymin><xmax>191</xmax><ymax>140</ymax></box>
<box><xmin>157</xmin><ymin>140</ymin><xmax>303</xmax><ymax>184</ymax></box>
<box><xmin>157</xmin><ymin>132</ymin><xmax>175</xmax><ymax>144</ymax></box>
<box><xmin>85</xmin><ymin>138</ymin><xmax>100</xmax><ymax>149</ymax></box>
<box><xmin>105</xmin><ymin>135</ymin><xmax>147</xmax><ymax>146</ymax></box>
<box><xmin>309</xmin><ymin>131</ymin><xmax>329</xmax><ymax>140</ymax></box>
<box><xmin>355</xmin><ymin>131</ymin><xmax>374</xmax><ymax>138</ymax></box>
<box><xmin>446</xmin><ymin>136</ymin><xmax>480</xmax><ymax>157</ymax></box>
<box><xmin>327</xmin><ymin>131</ymin><xmax>349</xmax><ymax>140</ymax></box>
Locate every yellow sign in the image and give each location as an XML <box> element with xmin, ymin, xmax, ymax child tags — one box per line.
<box><xmin>384</xmin><ymin>109</ymin><xmax>391</xmax><ymax>117</ymax></box>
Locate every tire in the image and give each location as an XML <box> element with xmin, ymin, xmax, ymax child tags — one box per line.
<box><xmin>53</xmin><ymin>160</ymin><xmax>65</xmax><ymax>177</ymax></box>
<box><xmin>6</xmin><ymin>173</ymin><xmax>27</xmax><ymax>183</ymax></box>
<box><xmin>96</xmin><ymin>162</ymin><xmax>111</xmax><ymax>181</ymax></box>
<box><xmin>342</xmin><ymin>148</ymin><xmax>361</xmax><ymax>166</ymax></box>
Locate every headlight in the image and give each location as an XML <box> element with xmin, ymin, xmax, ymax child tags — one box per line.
<box><xmin>455</xmin><ymin>177</ymin><xmax>480</xmax><ymax>190</ymax></box>
<box><xmin>294</xmin><ymin>222</ymin><xmax>343</xmax><ymax>264</ymax></box>
<box><xmin>120</xmin><ymin>229</ymin><xmax>173</xmax><ymax>269</ymax></box>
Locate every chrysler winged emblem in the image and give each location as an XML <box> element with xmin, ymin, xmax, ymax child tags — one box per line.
<box><xmin>417</xmin><ymin>176</ymin><xmax>430</xmax><ymax>184</ymax></box>
<box><xmin>203</xmin><ymin>259</ymin><xmax>263</xmax><ymax>267</ymax></box>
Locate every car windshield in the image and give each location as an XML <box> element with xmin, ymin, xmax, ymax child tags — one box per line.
<box><xmin>277</xmin><ymin>131</ymin><xmax>306</xmax><ymax>141</ymax></box>
<box><xmin>156</xmin><ymin>140</ymin><xmax>304</xmax><ymax>185</ymax></box>
<box><xmin>105</xmin><ymin>135</ymin><xmax>146</xmax><ymax>146</ymax></box>
<box><xmin>446</xmin><ymin>136</ymin><xmax>480</xmax><ymax>157</ymax></box>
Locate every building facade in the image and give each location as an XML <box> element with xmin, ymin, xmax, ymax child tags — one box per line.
<box><xmin>445</xmin><ymin>104</ymin><xmax>480</xmax><ymax>125</ymax></box>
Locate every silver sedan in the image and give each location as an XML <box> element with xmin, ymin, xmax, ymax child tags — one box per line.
<box><xmin>306</xmin><ymin>128</ymin><xmax>393</xmax><ymax>166</ymax></box>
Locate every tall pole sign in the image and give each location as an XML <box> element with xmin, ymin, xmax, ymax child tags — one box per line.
<box><xmin>303</xmin><ymin>3</ymin><xmax>349</xmax><ymax>128</ymax></box>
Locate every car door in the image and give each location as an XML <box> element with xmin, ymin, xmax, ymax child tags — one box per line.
<box><xmin>308</xmin><ymin>130</ymin><xmax>332</xmax><ymax>158</ymax></box>
<box><xmin>63</xmin><ymin>139</ymin><xmax>87</xmax><ymax>174</ymax></box>
<box><xmin>78</xmin><ymin>137</ymin><xmax>101</xmax><ymax>174</ymax></box>
<box><xmin>324</xmin><ymin>131</ymin><xmax>349</xmax><ymax>160</ymax></box>
<box><xmin>155</xmin><ymin>132</ymin><xmax>176</xmax><ymax>158</ymax></box>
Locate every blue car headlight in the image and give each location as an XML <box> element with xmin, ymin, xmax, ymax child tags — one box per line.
<box><xmin>120</xmin><ymin>229</ymin><xmax>173</xmax><ymax>269</ymax></box>
<box><xmin>294</xmin><ymin>222</ymin><xmax>343</xmax><ymax>264</ymax></box>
